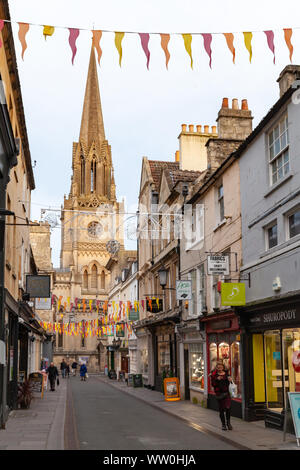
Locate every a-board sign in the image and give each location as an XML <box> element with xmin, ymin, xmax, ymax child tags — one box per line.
<box><xmin>133</xmin><ymin>374</ymin><xmax>143</xmax><ymax>388</ymax></box>
<box><xmin>163</xmin><ymin>377</ymin><xmax>181</xmax><ymax>401</ymax></box>
<box><xmin>288</xmin><ymin>392</ymin><xmax>300</xmax><ymax>446</ymax></box>
<box><xmin>18</xmin><ymin>371</ymin><xmax>26</xmax><ymax>383</ymax></box>
<box><xmin>176</xmin><ymin>280</ymin><xmax>192</xmax><ymax>300</ymax></box>
<box><xmin>29</xmin><ymin>372</ymin><xmax>44</xmax><ymax>396</ymax></box>
<box><xmin>128</xmin><ymin>373</ymin><xmax>134</xmax><ymax>387</ymax></box>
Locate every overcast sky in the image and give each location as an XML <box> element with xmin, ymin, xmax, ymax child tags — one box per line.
<box><xmin>8</xmin><ymin>0</ymin><xmax>300</xmax><ymax>266</ymax></box>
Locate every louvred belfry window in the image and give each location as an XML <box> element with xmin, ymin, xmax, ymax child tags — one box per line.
<box><xmin>80</xmin><ymin>156</ymin><xmax>85</xmax><ymax>194</ymax></box>
<box><xmin>91</xmin><ymin>159</ymin><xmax>97</xmax><ymax>193</ymax></box>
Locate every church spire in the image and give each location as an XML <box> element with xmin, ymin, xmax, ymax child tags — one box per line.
<box><xmin>79</xmin><ymin>45</ymin><xmax>105</xmax><ymax>149</ymax></box>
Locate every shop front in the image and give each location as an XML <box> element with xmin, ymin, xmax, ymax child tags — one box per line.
<box><xmin>238</xmin><ymin>297</ymin><xmax>300</xmax><ymax>429</ymax></box>
<box><xmin>204</xmin><ymin>312</ymin><xmax>242</xmax><ymax>418</ymax></box>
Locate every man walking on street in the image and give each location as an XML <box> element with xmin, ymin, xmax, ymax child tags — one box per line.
<box><xmin>72</xmin><ymin>360</ymin><xmax>78</xmax><ymax>376</ymax></box>
<box><xmin>46</xmin><ymin>362</ymin><xmax>59</xmax><ymax>391</ymax></box>
<box><xmin>60</xmin><ymin>359</ymin><xmax>67</xmax><ymax>378</ymax></box>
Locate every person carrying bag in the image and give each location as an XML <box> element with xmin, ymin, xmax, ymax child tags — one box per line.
<box><xmin>211</xmin><ymin>359</ymin><xmax>234</xmax><ymax>431</ymax></box>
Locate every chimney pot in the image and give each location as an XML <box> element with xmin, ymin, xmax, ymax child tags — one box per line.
<box><xmin>222</xmin><ymin>98</ymin><xmax>229</xmax><ymax>108</ymax></box>
<box><xmin>232</xmin><ymin>98</ymin><xmax>239</xmax><ymax>110</ymax></box>
<box><xmin>189</xmin><ymin>124</ymin><xmax>194</xmax><ymax>133</ymax></box>
<box><xmin>175</xmin><ymin>150</ymin><xmax>180</xmax><ymax>162</ymax></box>
<box><xmin>212</xmin><ymin>125</ymin><xmax>217</xmax><ymax>134</ymax></box>
<box><xmin>181</xmin><ymin>124</ymin><xmax>187</xmax><ymax>132</ymax></box>
<box><xmin>241</xmin><ymin>99</ymin><xmax>248</xmax><ymax>110</ymax></box>
<box><xmin>204</xmin><ymin>125</ymin><xmax>209</xmax><ymax>133</ymax></box>
<box><xmin>196</xmin><ymin>125</ymin><xmax>202</xmax><ymax>133</ymax></box>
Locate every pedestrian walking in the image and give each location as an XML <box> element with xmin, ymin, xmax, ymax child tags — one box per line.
<box><xmin>66</xmin><ymin>364</ymin><xmax>70</xmax><ymax>378</ymax></box>
<box><xmin>72</xmin><ymin>361</ymin><xmax>78</xmax><ymax>376</ymax></box>
<box><xmin>80</xmin><ymin>363</ymin><xmax>87</xmax><ymax>381</ymax></box>
<box><xmin>46</xmin><ymin>362</ymin><xmax>59</xmax><ymax>391</ymax></box>
<box><xmin>60</xmin><ymin>359</ymin><xmax>67</xmax><ymax>378</ymax></box>
<box><xmin>210</xmin><ymin>359</ymin><xmax>233</xmax><ymax>431</ymax></box>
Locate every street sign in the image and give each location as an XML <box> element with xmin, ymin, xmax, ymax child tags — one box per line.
<box><xmin>26</xmin><ymin>275</ymin><xmax>51</xmax><ymax>298</ymax></box>
<box><xmin>35</xmin><ymin>298</ymin><xmax>51</xmax><ymax>310</ymax></box>
<box><xmin>207</xmin><ymin>255</ymin><xmax>229</xmax><ymax>275</ymax></box>
<box><xmin>221</xmin><ymin>283</ymin><xmax>246</xmax><ymax>306</ymax></box>
<box><xmin>176</xmin><ymin>280</ymin><xmax>192</xmax><ymax>300</ymax></box>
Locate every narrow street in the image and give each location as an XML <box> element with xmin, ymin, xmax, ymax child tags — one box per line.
<box><xmin>65</xmin><ymin>375</ymin><xmax>237</xmax><ymax>451</ymax></box>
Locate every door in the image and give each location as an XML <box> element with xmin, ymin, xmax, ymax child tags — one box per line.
<box><xmin>121</xmin><ymin>356</ymin><xmax>128</xmax><ymax>373</ymax></box>
<box><xmin>184</xmin><ymin>348</ymin><xmax>190</xmax><ymax>400</ymax></box>
<box><xmin>264</xmin><ymin>330</ymin><xmax>284</xmax><ymax>412</ymax></box>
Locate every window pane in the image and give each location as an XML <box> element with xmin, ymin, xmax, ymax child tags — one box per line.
<box><xmin>289</xmin><ymin>210</ymin><xmax>300</xmax><ymax>238</ymax></box>
<box><xmin>230</xmin><ymin>342</ymin><xmax>242</xmax><ymax>398</ymax></box>
<box><xmin>268</xmin><ymin>224</ymin><xmax>278</xmax><ymax>249</ymax></box>
<box><xmin>269</xmin><ymin>144</ymin><xmax>274</xmax><ymax>161</ymax></box>
<box><xmin>269</xmin><ymin>131</ymin><xmax>274</xmax><ymax>146</ymax></box>
<box><xmin>274</xmin><ymin>125</ymin><xmax>279</xmax><ymax>140</ymax></box>
<box><xmin>190</xmin><ymin>344</ymin><xmax>204</xmax><ymax>389</ymax></box>
<box><xmin>274</xmin><ymin>138</ymin><xmax>280</xmax><ymax>156</ymax></box>
<box><xmin>218</xmin><ymin>342</ymin><xmax>230</xmax><ymax>370</ymax></box>
<box><xmin>209</xmin><ymin>343</ymin><xmax>217</xmax><ymax>373</ymax></box>
<box><xmin>281</xmin><ymin>132</ymin><xmax>287</xmax><ymax>149</ymax></box>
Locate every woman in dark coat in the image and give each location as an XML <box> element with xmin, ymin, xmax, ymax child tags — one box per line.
<box><xmin>80</xmin><ymin>363</ymin><xmax>87</xmax><ymax>381</ymax></box>
<box><xmin>211</xmin><ymin>359</ymin><xmax>233</xmax><ymax>430</ymax></box>
<box><xmin>46</xmin><ymin>362</ymin><xmax>59</xmax><ymax>391</ymax></box>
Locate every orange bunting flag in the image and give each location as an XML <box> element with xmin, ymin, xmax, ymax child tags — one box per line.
<box><xmin>18</xmin><ymin>23</ymin><xmax>30</xmax><ymax>60</ymax></box>
<box><xmin>243</xmin><ymin>32</ymin><xmax>253</xmax><ymax>63</ymax></box>
<box><xmin>43</xmin><ymin>25</ymin><xmax>54</xmax><ymax>40</ymax></box>
<box><xmin>284</xmin><ymin>29</ymin><xmax>293</xmax><ymax>63</ymax></box>
<box><xmin>223</xmin><ymin>33</ymin><xmax>235</xmax><ymax>63</ymax></box>
<box><xmin>92</xmin><ymin>30</ymin><xmax>102</xmax><ymax>65</ymax></box>
<box><xmin>182</xmin><ymin>34</ymin><xmax>193</xmax><ymax>69</ymax></box>
<box><xmin>115</xmin><ymin>32</ymin><xmax>125</xmax><ymax>66</ymax></box>
<box><xmin>160</xmin><ymin>34</ymin><xmax>170</xmax><ymax>69</ymax></box>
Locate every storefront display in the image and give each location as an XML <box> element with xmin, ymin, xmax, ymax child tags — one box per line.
<box><xmin>157</xmin><ymin>335</ymin><xmax>171</xmax><ymax>375</ymax></box>
<box><xmin>190</xmin><ymin>343</ymin><xmax>204</xmax><ymax>389</ymax></box>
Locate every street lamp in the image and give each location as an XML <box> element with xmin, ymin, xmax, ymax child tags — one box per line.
<box><xmin>158</xmin><ymin>265</ymin><xmax>167</xmax><ymax>290</ymax></box>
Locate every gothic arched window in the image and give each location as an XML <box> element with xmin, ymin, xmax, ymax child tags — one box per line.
<box><xmin>101</xmin><ymin>270</ymin><xmax>105</xmax><ymax>290</ymax></box>
<box><xmin>80</xmin><ymin>156</ymin><xmax>85</xmax><ymax>194</ymax></box>
<box><xmin>91</xmin><ymin>264</ymin><xmax>98</xmax><ymax>289</ymax></box>
<box><xmin>83</xmin><ymin>269</ymin><xmax>88</xmax><ymax>289</ymax></box>
<box><xmin>91</xmin><ymin>159</ymin><xmax>97</xmax><ymax>193</ymax></box>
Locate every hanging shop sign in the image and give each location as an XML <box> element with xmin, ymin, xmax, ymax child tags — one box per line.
<box><xmin>26</xmin><ymin>275</ymin><xmax>51</xmax><ymax>298</ymax></box>
<box><xmin>176</xmin><ymin>280</ymin><xmax>192</xmax><ymax>300</ymax></box>
<box><xmin>35</xmin><ymin>298</ymin><xmax>52</xmax><ymax>310</ymax></box>
<box><xmin>164</xmin><ymin>377</ymin><xmax>181</xmax><ymax>401</ymax></box>
<box><xmin>207</xmin><ymin>255</ymin><xmax>229</xmax><ymax>275</ymax></box>
<box><xmin>128</xmin><ymin>309</ymin><xmax>139</xmax><ymax>321</ymax></box>
<box><xmin>288</xmin><ymin>393</ymin><xmax>300</xmax><ymax>447</ymax></box>
<box><xmin>221</xmin><ymin>283</ymin><xmax>246</xmax><ymax>306</ymax></box>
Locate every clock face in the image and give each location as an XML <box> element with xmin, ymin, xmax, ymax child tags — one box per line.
<box><xmin>87</xmin><ymin>221</ymin><xmax>103</xmax><ymax>238</ymax></box>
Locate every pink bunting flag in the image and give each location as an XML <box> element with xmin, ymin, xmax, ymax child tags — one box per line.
<box><xmin>139</xmin><ymin>33</ymin><xmax>150</xmax><ymax>69</ymax></box>
<box><xmin>0</xmin><ymin>20</ymin><xmax>4</xmax><ymax>48</ymax></box>
<box><xmin>201</xmin><ymin>33</ymin><xmax>212</xmax><ymax>68</ymax></box>
<box><xmin>68</xmin><ymin>28</ymin><xmax>80</xmax><ymax>65</ymax></box>
<box><xmin>264</xmin><ymin>30</ymin><xmax>275</xmax><ymax>64</ymax></box>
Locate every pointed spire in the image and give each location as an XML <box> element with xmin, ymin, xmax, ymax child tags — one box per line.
<box><xmin>79</xmin><ymin>45</ymin><xmax>105</xmax><ymax>150</ymax></box>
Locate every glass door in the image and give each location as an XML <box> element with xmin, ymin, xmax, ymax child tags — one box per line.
<box><xmin>264</xmin><ymin>330</ymin><xmax>284</xmax><ymax>412</ymax></box>
<box><xmin>283</xmin><ymin>329</ymin><xmax>300</xmax><ymax>405</ymax></box>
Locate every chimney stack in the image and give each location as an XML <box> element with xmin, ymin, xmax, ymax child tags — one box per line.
<box><xmin>277</xmin><ymin>65</ymin><xmax>300</xmax><ymax>97</ymax></box>
<box><xmin>217</xmin><ymin>97</ymin><xmax>253</xmax><ymax>140</ymax></box>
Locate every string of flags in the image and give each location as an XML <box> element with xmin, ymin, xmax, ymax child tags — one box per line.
<box><xmin>0</xmin><ymin>18</ymin><xmax>298</xmax><ymax>67</ymax></box>
<box><xmin>39</xmin><ymin>319</ymin><xmax>134</xmax><ymax>338</ymax></box>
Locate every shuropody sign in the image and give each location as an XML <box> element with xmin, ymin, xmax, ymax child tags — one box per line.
<box><xmin>207</xmin><ymin>255</ymin><xmax>229</xmax><ymax>275</ymax></box>
<box><xmin>176</xmin><ymin>280</ymin><xmax>192</xmax><ymax>300</ymax></box>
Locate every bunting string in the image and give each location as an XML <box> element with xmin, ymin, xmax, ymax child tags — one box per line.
<box><xmin>1</xmin><ymin>18</ymin><xmax>298</xmax><ymax>68</ymax></box>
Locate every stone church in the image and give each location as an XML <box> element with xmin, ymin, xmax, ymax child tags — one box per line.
<box><xmin>51</xmin><ymin>46</ymin><xmax>124</xmax><ymax>372</ymax></box>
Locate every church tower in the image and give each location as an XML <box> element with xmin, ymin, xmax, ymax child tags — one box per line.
<box><xmin>53</xmin><ymin>46</ymin><xmax>124</xmax><ymax>371</ymax></box>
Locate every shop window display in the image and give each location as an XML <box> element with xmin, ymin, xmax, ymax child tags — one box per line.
<box><xmin>209</xmin><ymin>338</ymin><xmax>241</xmax><ymax>399</ymax></box>
<box><xmin>189</xmin><ymin>344</ymin><xmax>204</xmax><ymax>389</ymax></box>
<box><xmin>157</xmin><ymin>336</ymin><xmax>171</xmax><ymax>375</ymax></box>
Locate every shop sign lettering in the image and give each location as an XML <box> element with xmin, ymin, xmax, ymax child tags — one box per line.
<box><xmin>263</xmin><ymin>310</ymin><xmax>296</xmax><ymax>323</ymax></box>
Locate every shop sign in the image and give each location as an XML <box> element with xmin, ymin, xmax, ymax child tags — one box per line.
<box><xmin>245</xmin><ymin>305</ymin><xmax>300</xmax><ymax>328</ymax></box>
<box><xmin>26</xmin><ymin>275</ymin><xmax>51</xmax><ymax>298</ymax></box>
<box><xmin>221</xmin><ymin>283</ymin><xmax>246</xmax><ymax>306</ymax></box>
<box><xmin>176</xmin><ymin>280</ymin><xmax>192</xmax><ymax>300</ymax></box>
<box><xmin>207</xmin><ymin>255</ymin><xmax>229</xmax><ymax>275</ymax></box>
<box><xmin>210</xmin><ymin>320</ymin><xmax>231</xmax><ymax>330</ymax></box>
<box><xmin>129</xmin><ymin>309</ymin><xmax>139</xmax><ymax>321</ymax></box>
<box><xmin>35</xmin><ymin>298</ymin><xmax>51</xmax><ymax>310</ymax></box>
<box><xmin>288</xmin><ymin>393</ymin><xmax>300</xmax><ymax>446</ymax></box>
<box><xmin>163</xmin><ymin>377</ymin><xmax>180</xmax><ymax>401</ymax></box>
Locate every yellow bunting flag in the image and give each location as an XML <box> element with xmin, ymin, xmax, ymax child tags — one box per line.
<box><xmin>223</xmin><ymin>33</ymin><xmax>235</xmax><ymax>63</ymax></box>
<box><xmin>18</xmin><ymin>23</ymin><xmax>30</xmax><ymax>60</ymax></box>
<box><xmin>92</xmin><ymin>30</ymin><xmax>102</xmax><ymax>65</ymax></box>
<box><xmin>43</xmin><ymin>25</ymin><xmax>54</xmax><ymax>40</ymax></box>
<box><xmin>243</xmin><ymin>32</ymin><xmax>253</xmax><ymax>63</ymax></box>
<box><xmin>284</xmin><ymin>29</ymin><xmax>293</xmax><ymax>63</ymax></box>
<box><xmin>89</xmin><ymin>300</ymin><xmax>93</xmax><ymax>311</ymax></box>
<box><xmin>182</xmin><ymin>34</ymin><xmax>193</xmax><ymax>69</ymax></box>
<box><xmin>115</xmin><ymin>32</ymin><xmax>125</xmax><ymax>66</ymax></box>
